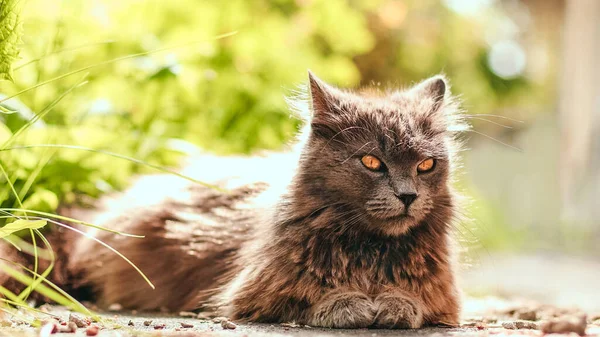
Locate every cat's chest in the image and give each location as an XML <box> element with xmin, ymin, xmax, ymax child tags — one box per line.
<box><xmin>303</xmin><ymin>235</ymin><xmax>438</xmax><ymax>291</ymax></box>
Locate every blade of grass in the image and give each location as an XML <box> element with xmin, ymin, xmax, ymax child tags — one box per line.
<box><xmin>25</xmin><ymin>216</ymin><xmax>155</xmax><ymax>290</ymax></box>
<box><xmin>2</xmin><ymin>234</ymin><xmax>53</xmax><ymax>259</ymax></box>
<box><xmin>0</xmin><ymin>144</ymin><xmax>225</xmax><ymax>191</ymax></box>
<box><xmin>0</xmin><ymin>212</ymin><xmax>154</xmax><ymax>290</ymax></box>
<box><xmin>0</xmin><ymin>307</ymin><xmax>35</xmax><ymax>325</ymax></box>
<box><xmin>2</xmin><ymin>236</ymin><xmax>22</xmax><ymax>252</ymax></box>
<box><xmin>0</xmin><ymin>31</ymin><xmax>238</xmax><ymax>105</ymax></box>
<box><xmin>0</xmin><ymin>219</ymin><xmax>46</xmax><ymax>238</ymax></box>
<box><xmin>0</xmin><ymin>262</ymin><xmax>95</xmax><ymax>319</ymax></box>
<box><xmin>0</xmin><ymin>286</ymin><xmax>24</xmax><ymax>304</ymax></box>
<box><xmin>0</xmin><ymin>209</ymin><xmax>144</xmax><ymax>238</ymax></box>
<box><xmin>18</xmin><ymin>228</ymin><xmax>54</xmax><ymax>301</ymax></box>
<box><xmin>14</xmin><ymin>40</ymin><xmax>117</xmax><ymax>71</ymax></box>
<box><xmin>0</xmin><ymin>160</ymin><xmax>40</xmax><ymax>305</ymax></box>
<box><xmin>1</xmin><ymin>75</ymin><xmax>88</xmax><ymax>149</ymax></box>
<box><xmin>1</xmin><ymin>298</ymin><xmax>60</xmax><ymax>319</ymax></box>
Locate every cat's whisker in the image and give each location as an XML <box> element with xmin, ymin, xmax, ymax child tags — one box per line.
<box><xmin>466</xmin><ymin>129</ymin><xmax>523</xmax><ymax>152</ymax></box>
<box><xmin>318</xmin><ymin>126</ymin><xmax>372</xmax><ymax>153</ymax></box>
<box><xmin>341</xmin><ymin>141</ymin><xmax>375</xmax><ymax>164</ymax></box>
<box><xmin>466</xmin><ymin>117</ymin><xmax>514</xmax><ymax>129</ymax></box>
<box><xmin>463</xmin><ymin>113</ymin><xmax>524</xmax><ymax>123</ymax></box>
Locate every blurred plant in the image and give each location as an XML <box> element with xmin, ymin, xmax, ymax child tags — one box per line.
<box><xmin>0</xmin><ymin>0</ymin><xmax>22</xmax><ymax>82</ymax></box>
<box><xmin>0</xmin><ymin>0</ymin><xmax>378</xmax><ymax>217</ymax></box>
<box><xmin>0</xmin><ymin>0</ymin><xmax>560</xmax><ymax>266</ymax></box>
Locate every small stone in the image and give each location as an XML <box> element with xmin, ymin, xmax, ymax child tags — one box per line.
<box><xmin>515</xmin><ymin>321</ymin><xmax>537</xmax><ymax>329</ymax></box>
<box><xmin>179</xmin><ymin>311</ymin><xmax>197</xmax><ymax>318</ymax></box>
<box><xmin>143</xmin><ymin>320</ymin><xmax>152</xmax><ymax>326</ymax></box>
<box><xmin>541</xmin><ymin>315</ymin><xmax>587</xmax><ymax>336</ymax></box>
<box><xmin>212</xmin><ymin>316</ymin><xmax>228</xmax><ymax>323</ymax></box>
<box><xmin>39</xmin><ymin>323</ymin><xmax>57</xmax><ymax>337</ymax></box>
<box><xmin>502</xmin><ymin>321</ymin><xmax>516</xmax><ymax>329</ymax></box>
<box><xmin>281</xmin><ymin>322</ymin><xmax>301</xmax><ymax>328</ymax></box>
<box><xmin>108</xmin><ymin>303</ymin><xmax>123</xmax><ymax>312</ymax></box>
<box><xmin>128</xmin><ymin>320</ymin><xmax>134</xmax><ymax>326</ymax></box>
<box><xmin>85</xmin><ymin>325</ymin><xmax>99</xmax><ymax>336</ymax></box>
<box><xmin>58</xmin><ymin>321</ymin><xmax>78</xmax><ymax>333</ymax></box>
<box><xmin>221</xmin><ymin>320</ymin><xmax>237</xmax><ymax>330</ymax></box>
<box><xmin>180</xmin><ymin>322</ymin><xmax>194</xmax><ymax>328</ymax></box>
<box><xmin>154</xmin><ymin>323</ymin><xmax>166</xmax><ymax>330</ymax></box>
<box><xmin>68</xmin><ymin>313</ymin><xmax>87</xmax><ymax>328</ymax></box>
<box><xmin>516</xmin><ymin>309</ymin><xmax>537</xmax><ymax>321</ymax></box>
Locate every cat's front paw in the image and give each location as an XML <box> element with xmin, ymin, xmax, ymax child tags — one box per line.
<box><xmin>309</xmin><ymin>290</ymin><xmax>376</xmax><ymax>328</ymax></box>
<box><xmin>373</xmin><ymin>292</ymin><xmax>424</xmax><ymax>329</ymax></box>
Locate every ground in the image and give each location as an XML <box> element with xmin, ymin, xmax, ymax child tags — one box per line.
<box><xmin>3</xmin><ymin>300</ymin><xmax>600</xmax><ymax>337</ymax></box>
<box><xmin>2</xmin><ymin>254</ymin><xmax>600</xmax><ymax>337</ymax></box>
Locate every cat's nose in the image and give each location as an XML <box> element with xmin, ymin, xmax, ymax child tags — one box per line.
<box><xmin>395</xmin><ymin>193</ymin><xmax>418</xmax><ymax>208</ymax></box>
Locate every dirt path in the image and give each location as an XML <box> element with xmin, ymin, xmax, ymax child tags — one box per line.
<box><xmin>3</xmin><ymin>299</ymin><xmax>600</xmax><ymax>337</ymax></box>
<box><xmin>3</xmin><ymin>254</ymin><xmax>600</xmax><ymax>336</ymax></box>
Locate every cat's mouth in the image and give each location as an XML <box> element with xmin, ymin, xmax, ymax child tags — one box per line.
<box><xmin>366</xmin><ymin>208</ymin><xmax>414</xmax><ymax>221</ymax></box>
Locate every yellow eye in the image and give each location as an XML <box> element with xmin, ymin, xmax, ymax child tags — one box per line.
<box><xmin>361</xmin><ymin>155</ymin><xmax>382</xmax><ymax>171</ymax></box>
<box><xmin>417</xmin><ymin>158</ymin><xmax>435</xmax><ymax>173</ymax></box>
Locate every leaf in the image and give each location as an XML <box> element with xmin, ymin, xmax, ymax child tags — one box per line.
<box><xmin>0</xmin><ymin>219</ymin><xmax>46</xmax><ymax>238</ymax></box>
<box><xmin>0</xmin><ymin>0</ymin><xmax>23</xmax><ymax>82</ymax></box>
<box><xmin>22</xmin><ymin>189</ymin><xmax>59</xmax><ymax>212</ymax></box>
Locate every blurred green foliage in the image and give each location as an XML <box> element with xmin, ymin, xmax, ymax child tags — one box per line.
<box><xmin>0</xmin><ymin>0</ymin><xmax>22</xmax><ymax>81</ymax></box>
<box><xmin>0</xmin><ymin>0</ymin><xmax>552</xmax><ymax>249</ymax></box>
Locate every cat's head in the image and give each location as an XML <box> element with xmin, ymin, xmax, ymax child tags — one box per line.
<box><xmin>296</xmin><ymin>72</ymin><xmax>466</xmax><ymax>237</ymax></box>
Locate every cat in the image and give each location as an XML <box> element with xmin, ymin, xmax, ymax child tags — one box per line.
<box><xmin>0</xmin><ymin>71</ymin><xmax>466</xmax><ymax>329</ymax></box>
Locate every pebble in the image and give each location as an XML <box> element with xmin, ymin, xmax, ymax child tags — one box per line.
<box><xmin>281</xmin><ymin>322</ymin><xmax>301</xmax><ymax>328</ymax></box>
<box><xmin>502</xmin><ymin>320</ymin><xmax>537</xmax><ymax>330</ymax></box>
<box><xmin>515</xmin><ymin>321</ymin><xmax>538</xmax><ymax>329</ymax></box>
<box><xmin>108</xmin><ymin>303</ymin><xmax>123</xmax><ymax>312</ymax></box>
<box><xmin>58</xmin><ymin>321</ymin><xmax>78</xmax><ymax>333</ymax></box>
<box><xmin>68</xmin><ymin>313</ymin><xmax>88</xmax><ymax>328</ymax></box>
<box><xmin>180</xmin><ymin>322</ymin><xmax>194</xmax><ymax>328</ymax></box>
<box><xmin>516</xmin><ymin>309</ymin><xmax>537</xmax><ymax>321</ymax></box>
<box><xmin>154</xmin><ymin>323</ymin><xmax>166</xmax><ymax>330</ymax></box>
<box><xmin>502</xmin><ymin>322</ymin><xmax>517</xmax><ymax>330</ymax></box>
<box><xmin>541</xmin><ymin>315</ymin><xmax>587</xmax><ymax>336</ymax></box>
<box><xmin>85</xmin><ymin>325</ymin><xmax>99</xmax><ymax>336</ymax></box>
<box><xmin>221</xmin><ymin>320</ymin><xmax>237</xmax><ymax>330</ymax></box>
<box><xmin>39</xmin><ymin>323</ymin><xmax>57</xmax><ymax>337</ymax></box>
<box><xmin>128</xmin><ymin>320</ymin><xmax>135</xmax><ymax>326</ymax></box>
<box><xmin>212</xmin><ymin>316</ymin><xmax>229</xmax><ymax>323</ymax></box>
<box><xmin>143</xmin><ymin>320</ymin><xmax>152</xmax><ymax>326</ymax></box>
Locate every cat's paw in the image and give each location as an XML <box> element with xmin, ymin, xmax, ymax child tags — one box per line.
<box><xmin>308</xmin><ymin>290</ymin><xmax>376</xmax><ymax>328</ymax></box>
<box><xmin>373</xmin><ymin>292</ymin><xmax>424</xmax><ymax>329</ymax></box>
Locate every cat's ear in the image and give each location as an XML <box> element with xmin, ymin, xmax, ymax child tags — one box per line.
<box><xmin>412</xmin><ymin>75</ymin><xmax>447</xmax><ymax>113</ymax></box>
<box><xmin>307</xmin><ymin>71</ymin><xmax>341</xmax><ymax>119</ymax></box>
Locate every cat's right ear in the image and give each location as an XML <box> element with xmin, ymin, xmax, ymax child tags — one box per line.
<box><xmin>307</xmin><ymin>71</ymin><xmax>343</xmax><ymax>137</ymax></box>
<box><xmin>307</xmin><ymin>71</ymin><xmax>341</xmax><ymax>121</ymax></box>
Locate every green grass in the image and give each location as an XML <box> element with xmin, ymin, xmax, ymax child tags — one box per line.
<box><xmin>0</xmin><ymin>4</ymin><xmax>236</xmax><ymax>320</ymax></box>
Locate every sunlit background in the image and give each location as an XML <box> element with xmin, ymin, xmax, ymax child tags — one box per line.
<box><xmin>1</xmin><ymin>0</ymin><xmax>599</xmax><ymax>310</ymax></box>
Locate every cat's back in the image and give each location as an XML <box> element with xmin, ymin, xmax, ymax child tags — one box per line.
<box><xmin>64</xmin><ymin>152</ymin><xmax>296</xmax><ymax>311</ymax></box>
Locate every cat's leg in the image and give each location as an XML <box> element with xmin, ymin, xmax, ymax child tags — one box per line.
<box><xmin>308</xmin><ymin>289</ymin><xmax>376</xmax><ymax>328</ymax></box>
<box><xmin>372</xmin><ymin>290</ymin><xmax>424</xmax><ymax>329</ymax></box>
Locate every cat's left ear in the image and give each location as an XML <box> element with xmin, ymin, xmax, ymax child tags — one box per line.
<box><xmin>412</xmin><ymin>75</ymin><xmax>447</xmax><ymax>113</ymax></box>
